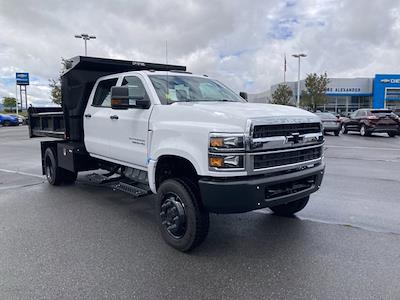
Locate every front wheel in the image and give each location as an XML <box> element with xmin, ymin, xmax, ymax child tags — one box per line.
<box><xmin>334</xmin><ymin>130</ymin><xmax>340</xmax><ymax>136</ymax></box>
<box><xmin>270</xmin><ymin>196</ymin><xmax>309</xmax><ymax>217</ymax></box>
<box><xmin>156</xmin><ymin>178</ymin><xmax>209</xmax><ymax>252</ymax></box>
<box><xmin>388</xmin><ymin>132</ymin><xmax>396</xmax><ymax>137</ymax></box>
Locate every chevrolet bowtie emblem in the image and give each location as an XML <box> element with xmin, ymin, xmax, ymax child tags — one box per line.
<box><xmin>287</xmin><ymin>133</ymin><xmax>303</xmax><ymax>144</ymax></box>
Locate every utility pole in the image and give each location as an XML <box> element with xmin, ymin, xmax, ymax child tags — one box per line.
<box><xmin>292</xmin><ymin>53</ymin><xmax>307</xmax><ymax>107</ymax></box>
<box><xmin>74</xmin><ymin>33</ymin><xmax>96</xmax><ymax>56</ymax></box>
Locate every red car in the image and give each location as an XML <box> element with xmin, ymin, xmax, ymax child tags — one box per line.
<box><xmin>342</xmin><ymin>109</ymin><xmax>400</xmax><ymax>137</ymax></box>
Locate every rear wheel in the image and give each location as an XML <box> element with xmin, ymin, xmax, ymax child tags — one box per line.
<box><xmin>156</xmin><ymin>178</ymin><xmax>209</xmax><ymax>252</ymax></box>
<box><xmin>270</xmin><ymin>196</ymin><xmax>309</xmax><ymax>217</ymax></box>
<box><xmin>44</xmin><ymin>148</ymin><xmax>77</xmax><ymax>185</ymax></box>
<box><xmin>63</xmin><ymin>170</ymin><xmax>78</xmax><ymax>184</ymax></box>
<box><xmin>388</xmin><ymin>132</ymin><xmax>396</xmax><ymax>137</ymax></box>
<box><xmin>334</xmin><ymin>130</ymin><xmax>340</xmax><ymax>136</ymax></box>
<box><xmin>44</xmin><ymin>148</ymin><xmax>63</xmax><ymax>185</ymax></box>
<box><xmin>360</xmin><ymin>124</ymin><xmax>370</xmax><ymax>136</ymax></box>
<box><xmin>341</xmin><ymin>124</ymin><xmax>348</xmax><ymax>134</ymax></box>
<box><xmin>3</xmin><ymin>120</ymin><xmax>10</xmax><ymax>126</ymax></box>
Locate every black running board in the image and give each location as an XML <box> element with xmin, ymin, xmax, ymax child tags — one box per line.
<box><xmin>85</xmin><ymin>173</ymin><xmax>151</xmax><ymax>198</ymax></box>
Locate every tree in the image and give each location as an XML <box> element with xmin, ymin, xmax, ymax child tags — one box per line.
<box><xmin>270</xmin><ymin>84</ymin><xmax>293</xmax><ymax>105</ymax></box>
<box><xmin>300</xmin><ymin>72</ymin><xmax>329</xmax><ymax>111</ymax></box>
<box><xmin>2</xmin><ymin>97</ymin><xmax>17</xmax><ymax>112</ymax></box>
<box><xmin>49</xmin><ymin>58</ymin><xmax>72</xmax><ymax>105</ymax></box>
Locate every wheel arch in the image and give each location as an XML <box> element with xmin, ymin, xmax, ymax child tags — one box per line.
<box><xmin>152</xmin><ymin>155</ymin><xmax>199</xmax><ymax>193</ymax></box>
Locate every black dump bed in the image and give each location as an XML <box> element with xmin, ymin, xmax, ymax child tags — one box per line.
<box><xmin>29</xmin><ymin>56</ymin><xmax>186</xmax><ymax>141</ymax></box>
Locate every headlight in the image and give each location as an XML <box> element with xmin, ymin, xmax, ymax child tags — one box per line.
<box><xmin>208</xmin><ymin>133</ymin><xmax>245</xmax><ymax>170</ymax></box>
<box><xmin>209</xmin><ymin>133</ymin><xmax>244</xmax><ymax>151</ymax></box>
<box><xmin>209</xmin><ymin>154</ymin><xmax>244</xmax><ymax>169</ymax></box>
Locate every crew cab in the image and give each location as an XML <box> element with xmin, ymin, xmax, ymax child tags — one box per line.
<box><xmin>342</xmin><ymin>109</ymin><xmax>400</xmax><ymax>137</ymax></box>
<box><xmin>29</xmin><ymin>56</ymin><xmax>325</xmax><ymax>251</ymax></box>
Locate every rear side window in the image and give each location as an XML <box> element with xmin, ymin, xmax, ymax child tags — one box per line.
<box><xmin>355</xmin><ymin>110</ymin><xmax>365</xmax><ymax>117</ymax></box>
<box><xmin>370</xmin><ymin>110</ymin><xmax>396</xmax><ymax>118</ymax></box>
<box><xmin>92</xmin><ymin>78</ymin><xmax>118</xmax><ymax>107</ymax></box>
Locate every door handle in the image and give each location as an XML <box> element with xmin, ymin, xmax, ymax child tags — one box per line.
<box><xmin>110</xmin><ymin>115</ymin><xmax>119</xmax><ymax>120</ymax></box>
<box><xmin>84</xmin><ymin>114</ymin><xmax>91</xmax><ymax>118</ymax></box>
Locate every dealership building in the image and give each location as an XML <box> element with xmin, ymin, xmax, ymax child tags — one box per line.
<box><xmin>266</xmin><ymin>74</ymin><xmax>400</xmax><ymax>113</ymax></box>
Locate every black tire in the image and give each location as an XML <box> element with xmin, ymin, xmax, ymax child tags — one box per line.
<box><xmin>156</xmin><ymin>178</ymin><xmax>209</xmax><ymax>252</ymax></box>
<box><xmin>360</xmin><ymin>124</ymin><xmax>370</xmax><ymax>136</ymax></box>
<box><xmin>388</xmin><ymin>132</ymin><xmax>396</xmax><ymax>137</ymax></box>
<box><xmin>3</xmin><ymin>121</ymin><xmax>10</xmax><ymax>126</ymax></box>
<box><xmin>44</xmin><ymin>148</ymin><xmax>77</xmax><ymax>185</ymax></box>
<box><xmin>342</xmin><ymin>124</ymin><xmax>348</xmax><ymax>134</ymax></box>
<box><xmin>334</xmin><ymin>130</ymin><xmax>340</xmax><ymax>136</ymax></box>
<box><xmin>63</xmin><ymin>170</ymin><xmax>78</xmax><ymax>184</ymax></box>
<box><xmin>270</xmin><ymin>196</ymin><xmax>309</xmax><ymax>217</ymax></box>
<box><xmin>44</xmin><ymin>148</ymin><xmax>63</xmax><ymax>185</ymax></box>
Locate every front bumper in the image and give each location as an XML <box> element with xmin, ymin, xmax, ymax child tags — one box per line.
<box><xmin>199</xmin><ymin>163</ymin><xmax>325</xmax><ymax>213</ymax></box>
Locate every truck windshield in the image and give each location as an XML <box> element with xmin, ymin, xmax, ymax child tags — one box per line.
<box><xmin>149</xmin><ymin>75</ymin><xmax>245</xmax><ymax>104</ymax></box>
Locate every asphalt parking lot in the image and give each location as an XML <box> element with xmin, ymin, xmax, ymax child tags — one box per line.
<box><xmin>1</xmin><ymin>126</ymin><xmax>400</xmax><ymax>299</ymax></box>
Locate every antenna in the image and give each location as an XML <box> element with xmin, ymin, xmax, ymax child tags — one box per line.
<box><xmin>165</xmin><ymin>40</ymin><xmax>168</xmax><ymax>64</ymax></box>
<box><xmin>166</xmin><ymin>40</ymin><xmax>170</xmax><ymax>102</ymax></box>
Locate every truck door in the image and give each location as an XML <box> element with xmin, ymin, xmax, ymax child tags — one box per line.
<box><xmin>84</xmin><ymin>77</ymin><xmax>118</xmax><ymax>159</ymax></box>
<box><xmin>108</xmin><ymin>75</ymin><xmax>152</xmax><ymax>169</ymax></box>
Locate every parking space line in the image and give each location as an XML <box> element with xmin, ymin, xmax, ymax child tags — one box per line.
<box><xmin>0</xmin><ymin>182</ymin><xmax>44</xmax><ymax>191</ymax></box>
<box><xmin>0</xmin><ymin>168</ymin><xmax>44</xmax><ymax>179</ymax></box>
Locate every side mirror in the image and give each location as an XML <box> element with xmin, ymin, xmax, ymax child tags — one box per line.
<box><xmin>111</xmin><ymin>86</ymin><xmax>150</xmax><ymax>109</ymax></box>
<box><xmin>239</xmin><ymin>92</ymin><xmax>248</xmax><ymax>100</ymax></box>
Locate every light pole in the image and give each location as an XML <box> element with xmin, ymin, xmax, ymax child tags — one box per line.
<box><xmin>74</xmin><ymin>33</ymin><xmax>96</xmax><ymax>56</ymax></box>
<box><xmin>292</xmin><ymin>53</ymin><xmax>307</xmax><ymax>107</ymax></box>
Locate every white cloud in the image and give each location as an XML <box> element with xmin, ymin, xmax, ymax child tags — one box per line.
<box><xmin>1</xmin><ymin>0</ymin><xmax>400</xmax><ymax>106</ymax></box>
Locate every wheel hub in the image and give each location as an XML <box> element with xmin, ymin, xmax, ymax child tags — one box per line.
<box><xmin>160</xmin><ymin>193</ymin><xmax>186</xmax><ymax>239</ymax></box>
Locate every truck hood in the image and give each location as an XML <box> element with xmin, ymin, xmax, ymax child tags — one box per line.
<box><xmin>166</xmin><ymin>102</ymin><xmax>319</xmax><ymax>131</ymax></box>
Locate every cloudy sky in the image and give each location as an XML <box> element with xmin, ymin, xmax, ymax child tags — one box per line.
<box><xmin>1</xmin><ymin>0</ymin><xmax>400</xmax><ymax>106</ymax></box>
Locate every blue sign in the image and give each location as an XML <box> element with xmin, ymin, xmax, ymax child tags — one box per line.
<box><xmin>16</xmin><ymin>72</ymin><xmax>29</xmax><ymax>85</ymax></box>
<box><xmin>373</xmin><ymin>74</ymin><xmax>400</xmax><ymax>108</ymax></box>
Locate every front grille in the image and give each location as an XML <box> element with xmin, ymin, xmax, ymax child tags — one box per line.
<box><xmin>254</xmin><ymin>146</ymin><xmax>322</xmax><ymax>169</ymax></box>
<box><xmin>253</xmin><ymin>123</ymin><xmax>321</xmax><ymax>138</ymax></box>
<box><xmin>265</xmin><ymin>175</ymin><xmax>316</xmax><ymax>199</ymax></box>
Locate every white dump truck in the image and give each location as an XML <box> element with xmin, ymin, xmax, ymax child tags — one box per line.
<box><xmin>29</xmin><ymin>56</ymin><xmax>325</xmax><ymax>251</ymax></box>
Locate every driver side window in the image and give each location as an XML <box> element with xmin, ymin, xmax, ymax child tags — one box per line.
<box><xmin>121</xmin><ymin>76</ymin><xmax>149</xmax><ymax>100</ymax></box>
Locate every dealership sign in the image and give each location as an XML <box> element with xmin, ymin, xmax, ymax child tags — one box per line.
<box><xmin>16</xmin><ymin>73</ymin><xmax>29</xmax><ymax>85</ymax></box>
<box><xmin>326</xmin><ymin>87</ymin><xmax>362</xmax><ymax>93</ymax></box>
<box><xmin>380</xmin><ymin>78</ymin><xmax>400</xmax><ymax>84</ymax></box>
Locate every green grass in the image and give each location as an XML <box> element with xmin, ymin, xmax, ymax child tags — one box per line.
<box><xmin>0</xmin><ymin>110</ymin><xmax>28</xmax><ymax>117</ymax></box>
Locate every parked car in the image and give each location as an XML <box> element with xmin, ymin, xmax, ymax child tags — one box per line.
<box><xmin>9</xmin><ymin>114</ymin><xmax>27</xmax><ymax>125</ymax></box>
<box><xmin>342</xmin><ymin>109</ymin><xmax>400</xmax><ymax>137</ymax></box>
<box><xmin>0</xmin><ymin>114</ymin><xmax>19</xmax><ymax>126</ymax></box>
<box><xmin>314</xmin><ymin>112</ymin><xmax>341</xmax><ymax>136</ymax></box>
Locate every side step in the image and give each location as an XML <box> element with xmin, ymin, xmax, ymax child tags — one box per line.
<box><xmin>113</xmin><ymin>181</ymin><xmax>150</xmax><ymax>197</ymax></box>
<box><xmin>85</xmin><ymin>173</ymin><xmax>151</xmax><ymax>198</ymax></box>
